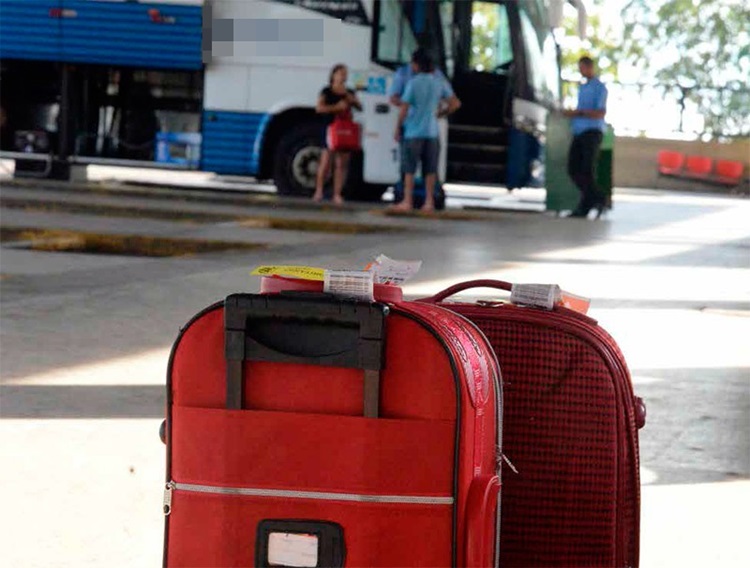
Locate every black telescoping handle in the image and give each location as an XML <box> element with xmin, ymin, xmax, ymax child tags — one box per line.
<box><xmin>224</xmin><ymin>293</ymin><xmax>388</xmax><ymax>416</ymax></box>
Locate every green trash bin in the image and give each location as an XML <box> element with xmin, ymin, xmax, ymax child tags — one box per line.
<box><xmin>545</xmin><ymin>116</ymin><xmax>614</xmax><ymax>214</ymax></box>
<box><xmin>544</xmin><ymin>112</ymin><xmax>579</xmax><ymax>214</ymax></box>
<box><xmin>596</xmin><ymin>125</ymin><xmax>614</xmax><ymax>209</ymax></box>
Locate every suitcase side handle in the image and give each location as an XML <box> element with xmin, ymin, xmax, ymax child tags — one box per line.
<box><xmin>418</xmin><ymin>279</ymin><xmax>513</xmax><ymax>303</ymax></box>
<box><xmin>224</xmin><ymin>294</ymin><xmax>388</xmax><ymax>415</ymax></box>
<box><xmin>464</xmin><ymin>474</ymin><xmax>501</xmax><ymax>567</ymax></box>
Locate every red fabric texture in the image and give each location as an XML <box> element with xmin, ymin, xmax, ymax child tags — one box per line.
<box><xmin>167</xmin><ymin>494</ymin><xmax>452</xmax><ymax>567</ymax></box>
<box><xmin>437</xmin><ymin>302</ymin><xmax>641</xmax><ymax>568</ymax></box>
<box><xmin>166</xmin><ymin>302</ymin><xmax>501</xmax><ymax>567</ymax></box>
<box><xmin>326</xmin><ymin>116</ymin><xmax>361</xmax><ymax>151</ymax></box>
<box><xmin>172</xmin><ymin>407</ymin><xmax>454</xmax><ymax>496</ymax></box>
<box><xmin>397</xmin><ymin>302</ymin><xmax>501</xmax><ymax>568</ymax></box>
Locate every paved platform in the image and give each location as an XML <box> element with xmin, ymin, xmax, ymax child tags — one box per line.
<box><xmin>1</xmin><ymin>173</ymin><xmax>748</xmax><ymax>567</ymax></box>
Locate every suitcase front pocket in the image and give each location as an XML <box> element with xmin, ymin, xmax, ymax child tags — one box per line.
<box><xmin>167</xmin><ymin>407</ymin><xmax>455</xmax><ymax>567</ymax></box>
<box><xmin>165</xmin><ymin>483</ymin><xmax>453</xmax><ymax>567</ymax></box>
<box><xmin>170</xmin><ymin>406</ymin><xmax>455</xmax><ymax>497</ymax></box>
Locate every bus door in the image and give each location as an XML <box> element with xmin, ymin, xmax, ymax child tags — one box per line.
<box><xmin>364</xmin><ymin>0</ymin><xmax>450</xmax><ymax>186</ymax></box>
<box><xmin>360</xmin><ymin>91</ymin><xmax>400</xmax><ymax>185</ymax></box>
<box><xmin>452</xmin><ymin>1</ymin><xmax>515</xmax><ymax>128</ymax></box>
<box><xmin>447</xmin><ymin>0</ymin><xmax>516</xmax><ymax>185</ymax></box>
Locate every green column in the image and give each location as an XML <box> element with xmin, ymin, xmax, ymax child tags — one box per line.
<box><xmin>596</xmin><ymin>124</ymin><xmax>614</xmax><ymax>209</ymax></box>
<box><xmin>544</xmin><ymin>112</ymin><xmax>579</xmax><ymax>213</ymax></box>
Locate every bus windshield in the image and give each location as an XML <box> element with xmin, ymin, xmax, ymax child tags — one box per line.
<box><xmin>517</xmin><ymin>1</ymin><xmax>561</xmax><ymax>105</ymax></box>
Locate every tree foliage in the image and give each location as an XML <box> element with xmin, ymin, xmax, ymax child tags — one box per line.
<box><xmin>619</xmin><ymin>0</ymin><xmax>750</xmax><ymax>137</ymax></box>
<box><xmin>560</xmin><ymin>11</ymin><xmax>620</xmax><ymax>81</ymax></box>
<box><xmin>470</xmin><ymin>2</ymin><xmax>501</xmax><ymax>72</ymax></box>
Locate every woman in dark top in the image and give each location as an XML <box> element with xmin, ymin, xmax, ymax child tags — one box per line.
<box><xmin>312</xmin><ymin>63</ymin><xmax>362</xmax><ymax>205</ymax></box>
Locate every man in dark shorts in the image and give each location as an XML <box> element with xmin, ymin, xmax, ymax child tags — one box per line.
<box><xmin>391</xmin><ymin>51</ymin><xmax>460</xmax><ymax>212</ymax></box>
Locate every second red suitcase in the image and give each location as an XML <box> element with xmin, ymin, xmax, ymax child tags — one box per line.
<box><xmin>421</xmin><ymin>279</ymin><xmax>645</xmax><ymax>568</ymax></box>
<box><xmin>163</xmin><ymin>288</ymin><xmax>502</xmax><ymax>567</ymax></box>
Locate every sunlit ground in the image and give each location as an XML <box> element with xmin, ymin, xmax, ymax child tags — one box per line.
<box><xmin>400</xmin><ymin>195</ymin><xmax>750</xmax><ymax>567</ymax></box>
<box><xmin>1</xmin><ymin>184</ymin><xmax>748</xmax><ymax>566</ymax></box>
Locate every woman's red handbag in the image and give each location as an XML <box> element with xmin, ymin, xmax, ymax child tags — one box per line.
<box><xmin>326</xmin><ymin>112</ymin><xmax>361</xmax><ymax>152</ymax></box>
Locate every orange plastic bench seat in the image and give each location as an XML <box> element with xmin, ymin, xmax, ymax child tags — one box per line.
<box><xmin>657</xmin><ymin>150</ymin><xmax>685</xmax><ymax>175</ymax></box>
<box><xmin>715</xmin><ymin>160</ymin><xmax>744</xmax><ymax>181</ymax></box>
<box><xmin>685</xmin><ymin>155</ymin><xmax>713</xmax><ymax>176</ymax></box>
<box><xmin>658</xmin><ymin>152</ymin><xmax>745</xmax><ymax>187</ymax></box>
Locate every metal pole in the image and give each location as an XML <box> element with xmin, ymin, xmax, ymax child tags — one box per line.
<box><xmin>59</xmin><ymin>63</ymin><xmax>71</xmax><ymax>160</ymax></box>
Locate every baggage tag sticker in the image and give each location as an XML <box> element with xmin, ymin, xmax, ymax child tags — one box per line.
<box><xmin>324</xmin><ymin>270</ymin><xmax>374</xmax><ymax>301</ymax></box>
<box><xmin>267</xmin><ymin>532</ymin><xmax>319</xmax><ymax>568</ymax></box>
<box><xmin>510</xmin><ymin>283</ymin><xmax>561</xmax><ymax>310</ymax></box>
<box><xmin>250</xmin><ymin>265</ymin><xmax>325</xmax><ymax>281</ymax></box>
<box><xmin>365</xmin><ymin>254</ymin><xmax>422</xmax><ymax>285</ymax></box>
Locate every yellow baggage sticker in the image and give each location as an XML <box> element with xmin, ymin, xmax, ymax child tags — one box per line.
<box><xmin>250</xmin><ymin>265</ymin><xmax>326</xmax><ymax>281</ymax></box>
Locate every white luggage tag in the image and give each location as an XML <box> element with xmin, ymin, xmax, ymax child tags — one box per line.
<box><xmin>510</xmin><ymin>283</ymin><xmax>591</xmax><ymax>314</ymax></box>
<box><xmin>510</xmin><ymin>283</ymin><xmax>561</xmax><ymax>310</ymax></box>
<box><xmin>323</xmin><ymin>270</ymin><xmax>374</xmax><ymax>302</ymax></box>
<box><xmin>365</xmin><ymin>254</ymin><xmax>422</xmax><ymax>285</ymax></box>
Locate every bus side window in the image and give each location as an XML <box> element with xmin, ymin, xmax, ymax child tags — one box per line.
<box><xmin>375</xmin><ymin>0</ymin><xmax>418</xmax><ymax>67</ymax></box>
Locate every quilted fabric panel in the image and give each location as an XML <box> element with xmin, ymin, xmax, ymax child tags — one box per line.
<box><xmin>469</xmin><ymin>316</ymin><xmax>634</xmax><ymax>567</ymax></box>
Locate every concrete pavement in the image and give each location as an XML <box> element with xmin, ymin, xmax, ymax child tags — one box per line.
<box><xmin>1</xmin><ymin>174</ymin><xmax>748</xmax><ymax>567</ymax></box>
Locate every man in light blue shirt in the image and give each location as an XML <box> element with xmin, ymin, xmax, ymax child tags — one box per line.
<box><xmin>388</xmin><ymin>48</ymin><xmax>453</xmax><ymax>107</ymax></box>
<box><xmin>389</xmin><ymin>47</ymin><xmax>455</xmax><ymax>189</ymax></box>
<box><xmin>390</xmin><ymin>50</ymin><xmax>461</xmax><ymax>212</ymax></box>
<box><xmin>563</xmin><ymin>56</ymin><xmax>608</xmax><ymax>218</ymax></box>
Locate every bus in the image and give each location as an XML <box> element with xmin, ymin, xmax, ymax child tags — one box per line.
<box><xmin>0</xmin><ymin>0</ymin><xmax>585</xmax><ymax>200</ymax></box>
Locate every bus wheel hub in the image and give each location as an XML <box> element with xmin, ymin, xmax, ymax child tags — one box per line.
<box><xmin>291</xmin><ymin>146</ymin><xmax>321</xmax><ymax>189</ymax></box>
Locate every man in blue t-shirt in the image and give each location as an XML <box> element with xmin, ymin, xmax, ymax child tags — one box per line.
<box><xmin>563</xmin><ymin>56</ymin><xmax>608</xmax><ymax>218</ymax></box>
<box><xmin>390</xmin><ymin>50</ymin><xmax>461</xmax><ymax>212</ymax></box>
<box><xmin>388</xmin><ymin>48</ymin><xmax>453</xmax><ymax>107</ymax></box>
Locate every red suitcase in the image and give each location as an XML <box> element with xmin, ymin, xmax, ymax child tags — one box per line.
<box><xmin>162</xmin><ymin>284</ymin><xmax>502</xmax><ymax>567</ymax></box>
<box><xmin>420</xmin><ymin>279</ymin><xmax>645</xmax><ymax>568</ymax></box>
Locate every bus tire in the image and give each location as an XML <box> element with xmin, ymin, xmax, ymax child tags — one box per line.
<box><xmin>273</xmin><ymin>122</ymin><xmax>325</xmax><ymax>197</ymax></box>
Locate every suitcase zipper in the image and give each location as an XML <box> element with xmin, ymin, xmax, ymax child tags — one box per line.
<box><xmin>163</xmin><ymin>481</ymin><xmax>174</xmax><ymax>515</ymax></box>
<box><xmin>163</xmin><ymin>480</ymin><xmax>453</xmax><ymax>516</ymax></box>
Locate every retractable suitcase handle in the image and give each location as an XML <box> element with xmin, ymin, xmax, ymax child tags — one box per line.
<box><xmin>224</xmin><ymin>293</ymin><xmax>388</xmax><ymax>416</ymax></box>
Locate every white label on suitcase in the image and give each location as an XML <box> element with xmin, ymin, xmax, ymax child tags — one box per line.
<box><xmin>366</xmin><ymin>254</ymin><xmax>422</xmax><ymax>285</ymax></box>
<box><xmin>267</xmin><ymin>532</ymin><xmax>319</xmax><ymax>567</ymax></box>
<box><xmin>510</xmin><ymin>283</ymin><xmax>561</xmax><ymax>310</ymax></box>
<box><xmin>324</xmin><ymin>270</ymin><xmax>374</xmax><ymax>301</ymax></box>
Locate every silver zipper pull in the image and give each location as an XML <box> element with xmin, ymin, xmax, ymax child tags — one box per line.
<box><xmin>163</xmin><ymin>481</ymin><xmax>175</xmax><ymax>516</ymax></box>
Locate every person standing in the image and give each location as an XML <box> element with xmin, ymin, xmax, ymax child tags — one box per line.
<box><xmin>312</xmin><ymin>63</ymin><xmax>362</xmax><ymax>205</ymax></box>
<box><xmin>388</xmin><ymin>48</ymin><xmax>453</xmax><ymax>108</ymax></box>
<box><xmin>391</xmin><ymin>50</ymin><xmax>460</xmax><ymax>213</ymax></box>
<box><xmin>563</xmin><ymin>56</ymin><xmax>608</xmax><ymax>218</ymax></box>
<box><xmin>389</xmin><ymin>48</ymin><xmax>454</xmax><ymax>185</ymax></box>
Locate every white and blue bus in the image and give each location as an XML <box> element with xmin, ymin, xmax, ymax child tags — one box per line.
<box><xmin>0</xmin><ymin>0</ymin><xmax>585</xmax><ymax>199</ymax></box>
